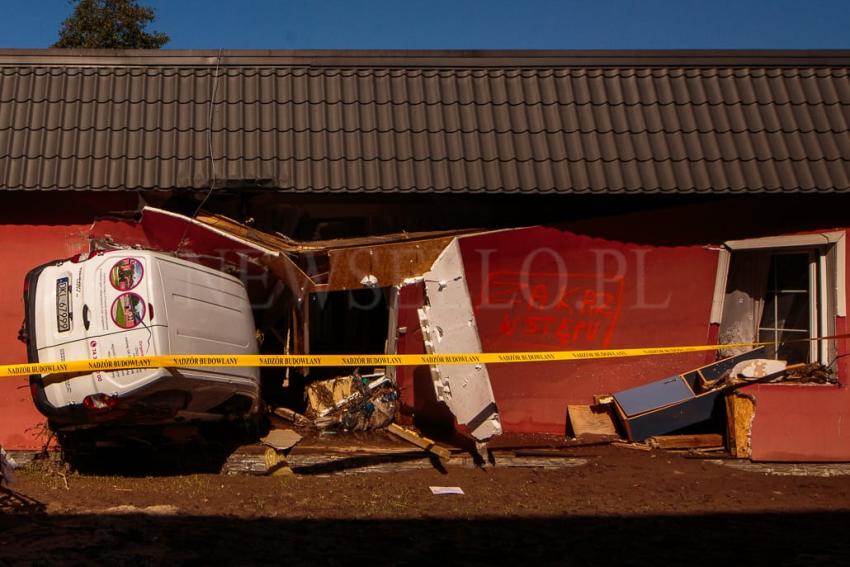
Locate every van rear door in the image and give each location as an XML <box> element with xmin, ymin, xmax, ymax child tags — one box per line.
<box><xmin>36</xmin><ymin>252</ymin><xmax>167</xmax><ymax>407</ymax></box>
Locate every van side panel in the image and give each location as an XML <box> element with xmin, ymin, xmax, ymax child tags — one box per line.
<box><xmin>156</xmin><ymin>257</ymin><xmax>259</xmax><ymax>382</ymax></box>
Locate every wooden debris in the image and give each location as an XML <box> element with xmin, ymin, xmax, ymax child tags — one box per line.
<box><xmin>263</xmin><ymin>448</ymin><xmax>294</xmax><ymax>477</ymax></box>
<box><xmin>567</xmin><ymin>405</ymin><xmax>619</xmax><ymax>438</ymax></box>
<box><xmin>648</xmin><ymin>434</ymin><xmax>724</xmax><ymax>450</ymax></box>
<box><xmin>307</xmin><ymin>375</ymin><xmax>354</xmax><ymax>416</ymax></box>
<box><xmin>726</xmin><ymin>392</ymin><xmax>756</xmax><ymax>459</ymax></box>
<box><xmin>612</xmin><ymin>441</ymin><xmax>652</xmax><ymax>451</ymax></box>
<box><xmin>261</xmin><ymin>429</ymin><xmax>302</xmax><ymax>452</ymax></box>
<box><xmin>490</xmin><ymin>452</ymin><xmax>589</xmax><ymax>469</ymax></box>
<box><xmin>272</xmin><ymin>407</ymin><xmax>312</xmax><ymax>428</ymax></box>
<box><xmin>386</xmin><ymin>423</ymin><xmax>452</xmax><ymax>460</ymax></box>
<box><xmin>593</xmin><ymin>394</ymin><xmax>614</xmax><ymax>405</ymax></box>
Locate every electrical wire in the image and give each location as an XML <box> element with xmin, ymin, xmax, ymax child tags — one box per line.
<box><xmin>177</xmin><ymin>48</ymin><xmax>223</xmax><ymax>254</ymax></box>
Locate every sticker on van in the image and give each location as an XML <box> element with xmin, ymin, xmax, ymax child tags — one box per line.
<box><xmin>111</xmin><ymin>292</ymin><xmax>145</xmax><ymax>329</ymax></box>
<box><xmin>109</xmin><ymin>258</ymin><xmax>143</xmax><ymax>291</ymax></box>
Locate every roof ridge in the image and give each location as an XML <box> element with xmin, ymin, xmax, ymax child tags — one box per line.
<box><xmin>2</xmin><ymin>49</ymin><xmax>850</xmax><ymax>68</ymax></box>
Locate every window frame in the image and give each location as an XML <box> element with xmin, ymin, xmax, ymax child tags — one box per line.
<box><xmin>710</xmin><ymin>231</ymin><xmax>846</xmax><ymax>366</ymax></box>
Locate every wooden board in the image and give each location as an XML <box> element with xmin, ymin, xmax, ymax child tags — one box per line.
<box><xmin>647</xmin><ymin>434</ymin><xmax>724</xmax><ymax>450</ymax></box>
<box><xmin>567</xmin><ymin>405</ymin><xmax>619</xmax><ymax>438</ymax></box>
<box><xmin>386</xmin><ymin>423</ymin><xmax>452</xmax><ymax>460</ymax></box>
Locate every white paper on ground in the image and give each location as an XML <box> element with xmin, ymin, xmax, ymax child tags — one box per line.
<box><xmin>429</xmin><ymin>486</ymin><xmax>464</xmax><ymax>495</ymax></box>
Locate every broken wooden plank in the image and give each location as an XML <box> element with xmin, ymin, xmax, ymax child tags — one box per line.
<box><xmin>489</xmin><ymin>451</ymin><xmax>589</xmax><ymax>469</ymax></box>
<box><xmin>567</xmin><ymin>404</ymin><xmax>619</xmax><ymax>438</ymax></box>
<box><xmin>648</xmin><ymin>434</ymin><xmax>724</xmax><ymax>450</ymax></box>
<box><xmin>272</xmin><ymin>407</ymin><xmax>313</xmax><ymax>428</ymax></box>
<box><xmin>726</xmin><ymin>392</ymin><xmax>756</xmax><ymax>459</ymax></box>
<box><xmin>611</xmin><ymin>441</ymin><xmax>652</xmax><ymax>451</ymax></box>
<box><xmin>386</xmin><ymin>423</ymin><xmax>452</xmax><ymax>460</ymax></box>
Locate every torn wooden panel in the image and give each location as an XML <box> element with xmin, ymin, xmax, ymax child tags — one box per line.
<box><xmin>195</xmin><ymin>212</ymin><xmax>478</xmax><ymax>253</ymax></box>
<box><xmin>417</xmin><ymin>239</ymin><xmax>502</xmax><ymax>442</ymax></box>
<box><xmin>192</xmin><ymin>209</ymin><xmax>463</xmax><ymax>293</ymax></box>
<box><xmin>726</xmin><ymin>392</ymin><xmax>756</xmax><ymax>459</ymax></box>
<box><xmin>325</xmin><ymin>237</ymin><xmax>454</xmax><ymax>291</ymax></box>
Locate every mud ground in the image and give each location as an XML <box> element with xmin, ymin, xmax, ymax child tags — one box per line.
<box><xmin>3</xmin><ymin>445</ymin><xmax>850</xmax><ymax>565</ymax></box>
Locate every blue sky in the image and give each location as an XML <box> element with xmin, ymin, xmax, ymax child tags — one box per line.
<box><xmin>1</xmin><ymin>0</ymin><xmax>849</xmax><ymax>50</ymax></box>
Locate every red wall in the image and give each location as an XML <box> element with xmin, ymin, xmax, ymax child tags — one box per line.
<box><xmin>0</xmin><ymin>193</ymin><xmax>139</xmax><ymax>450</ymax></box>
<box><xmin>391</xmin><ymin>198</ymin><xmax>850</xmax><ymax>460</ymax></box>
<box><xmin>746</xmin><ymin>243</ymin><xmax>850</xmax><ymax>462</ymax></box>
<box><xmin>4</xmin><ymin>194</ymin><xmax>850</xmax><ymax>461</ymax></box>
<box><xmin>457</xmin><ymin>226</ymin><xmax>719</xmax><ymax>434</ymax></box>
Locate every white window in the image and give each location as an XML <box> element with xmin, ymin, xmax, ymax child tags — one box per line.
<box><xmin>711</xmin><ymin>232</ymin><xmax>846</xmax><ymax>366</ymax></box>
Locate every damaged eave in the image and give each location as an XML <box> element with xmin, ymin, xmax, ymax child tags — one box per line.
<box><xmin>189</xmin><ymin>209</ymin><xmax>486</xmax><ymax>292</ymax></box>
<box><xmin>196</xmin><ymin>211</ymin><xmax>482</xmax><ymax>253</ymax></box>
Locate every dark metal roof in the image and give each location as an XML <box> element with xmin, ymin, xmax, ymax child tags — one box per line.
<box><xmin>1</xmin><ymin>49</ymin><xmax>849</xmax><ymax>193</ymax></box>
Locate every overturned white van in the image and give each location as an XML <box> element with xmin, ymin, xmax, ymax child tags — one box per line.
<box><xmin>21</xmin><ymin>249</ymin><xmax>261</xmax><ymax>431</ymax></box>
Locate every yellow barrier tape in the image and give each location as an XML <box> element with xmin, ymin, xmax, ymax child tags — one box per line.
<box><xmin>1</xmin><ymin>341</ymin><xmax>772</xmax><ymax>378</ymax></box>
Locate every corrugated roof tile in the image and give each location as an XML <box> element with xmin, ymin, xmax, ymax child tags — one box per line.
<box><xmin>1</xmin><ymin>51</ymin><xmax>849</xmax><ymax>192</ymax></box>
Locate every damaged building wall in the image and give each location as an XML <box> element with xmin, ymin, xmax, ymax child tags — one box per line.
<box><xmin>744</xmin><ymin>251</ymin><xmax>850</xmax><ymax>462</ymax></box>
<box><xmin>3</xmin><ymin>192</ymin><xmax>850</xmax><ymax>461</ymax></box>
<box><xmin>457</xmin><ymin>225</ymin><xmax>721</xmax><ymax>434</ymax></box>
<box><xmin>449</xmin><ymin>206</ymin><xmax>850</xmax><ymax>460</ymax></box>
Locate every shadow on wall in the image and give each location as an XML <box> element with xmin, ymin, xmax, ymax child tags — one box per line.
<box><xmin>1</xmin><ymin>511</ymin><xmax>849</xmax><ymax>563</ymax></box>
<box><xmin>561</xmin><ymin>194</ymin><xmax>850</xmax><ymax>247</ymax></box>
<box><xmin>411</xmin><ymin>364</ymin><xmax>456</xmax><ymax>436</ymax></box>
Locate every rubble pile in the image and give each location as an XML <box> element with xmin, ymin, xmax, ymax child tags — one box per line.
<box><xmin>305</xmin><ymin>371</ymin><xmax>398</xmax><ymax>432</ymax></box>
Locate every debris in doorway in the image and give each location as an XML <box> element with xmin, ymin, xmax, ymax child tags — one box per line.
<box><xmin>387</xmin><ymin>423</ymin><xmax>452</xmax><ymax>460</ymax></box>
<box><xmin>306</xmin><ymin>371</ymin><xmax>398</xmax><ymax>432</ymax></box>
<box><xmin>647</xmin><ymin>434</ymin><xmax>724</xmax><ymax>450</ymax></box>
<box><xmin>567</xmin><ymin>404</ymin><xmax>620</xmax><ymax>439</ymax></box>
<box><xmin>429</xmin><ymin>486</ymin><xmax>464</xmax><ymax>495</ymax></box>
